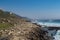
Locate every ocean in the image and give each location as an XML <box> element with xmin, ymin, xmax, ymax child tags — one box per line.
<box><xmin>35</xmin><ymin>19</ymin><xmax>60</xmax><ymax>40</ymax></box>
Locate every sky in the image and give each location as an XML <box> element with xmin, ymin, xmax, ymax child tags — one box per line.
<box><xmin>0</xmin><ymin>0</ymin><xmax>60</xmax><ymax>19</ymax></box>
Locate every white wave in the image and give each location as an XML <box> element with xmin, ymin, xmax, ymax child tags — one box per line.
<box><xmin>37</xmin><ymin>22</ymin><xmax>60</xmax><ymax>27</ymax></box>
<box><xmin>54</xmin><ymin>30</ymin><xmax>60</xmax><ymax>40</ymax></box>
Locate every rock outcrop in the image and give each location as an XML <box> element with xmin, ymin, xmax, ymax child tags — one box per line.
<box><xmin>0</xmin><ymin>22</ymin><xmax>53</xmax><ymax>40</ymax></box>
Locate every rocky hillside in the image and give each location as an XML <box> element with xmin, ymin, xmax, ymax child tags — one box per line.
<box><xmin>0</xmin><ymin>10</ymin><xmax>31</xmax><ymax>29</ymax></box>
<box><xmin>0</xmin><ymin>10</ymin><xmax>53</xmax><ymax>40</ymax></box>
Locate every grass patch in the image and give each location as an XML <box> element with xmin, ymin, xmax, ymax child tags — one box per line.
<box><xmin>0</xmin><ymin>23</ymin><xmax>13</xmax><ymax>30</ymax></box>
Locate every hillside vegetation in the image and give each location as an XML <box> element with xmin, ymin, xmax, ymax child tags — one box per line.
<box><xmin>0</xmin><ymin>9</ymin><xmax>31</xmax><ymax>30</ymax></box>
<box><xmin>0</xmin><ymin>10</ymin><xmax>53</xmax><ymax>40</ymax></box>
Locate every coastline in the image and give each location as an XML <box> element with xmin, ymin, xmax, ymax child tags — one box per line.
<box><xmin>0</xmin><ymin>20</ymin><xmax>54</xmax><ymax>40</ymax></box>
<box><xmin>32</xmin><ymin>21</ymin><xmax>60</xmax><ymax>40</ymax></box>
<box><xmin>0</xmin><ymin>10</ymin><xmax>54</xmax><ymax>40</ymax></box>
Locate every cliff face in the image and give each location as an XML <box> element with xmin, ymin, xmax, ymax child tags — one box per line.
<box><xmin>0</xmin><ymin>10</ymin><xmax>53</xmax><ymax>40</ymax></box>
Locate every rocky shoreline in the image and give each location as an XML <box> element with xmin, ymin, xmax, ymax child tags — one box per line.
<box><xmin>0</xmin><ymin>22</ymin><xmax>54</xmax><ymax>40</ymax></box>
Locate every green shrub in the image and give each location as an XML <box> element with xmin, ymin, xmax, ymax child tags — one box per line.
<box><xmin>0</xmin><ymin>23</ymin><xmax>13</xmax><ymax>30</ymax></box>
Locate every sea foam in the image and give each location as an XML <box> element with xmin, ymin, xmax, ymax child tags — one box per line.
<box><xmin>37</xmin><ymin>22</ymin><xmax>60</xmax><ymax>27</ymax></box>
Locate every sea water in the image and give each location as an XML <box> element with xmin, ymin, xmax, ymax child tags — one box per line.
<box><xmin>54</xmin><ymin>30</ymin><xmax>60</xmax><ymax>40</ymax></box>
<box><xmin>35</xmin><ymin>20</ymin><xmax>60</xmax><ymax>40</ymax></box>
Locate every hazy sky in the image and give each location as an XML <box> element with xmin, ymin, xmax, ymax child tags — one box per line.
<box><xmin>0</xmin><ymin>0</ymin><xmax>60</xmax><ymax>19</ymax></box>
